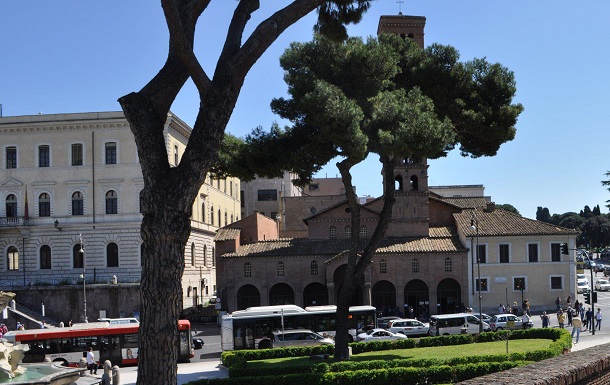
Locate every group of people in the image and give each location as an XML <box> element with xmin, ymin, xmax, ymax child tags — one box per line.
<box><xmin>541</xmin><ymin>296</ymin><xmax>603</xmax><ymax>344</ymax></box>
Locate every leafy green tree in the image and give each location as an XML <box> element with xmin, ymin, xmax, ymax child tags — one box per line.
<box><xmin>232</xmin><ymin>33</ymin><xmax>522</xmax><ymax>359</ymax></box>
<box><xmin>581</xmin><ymin>205</ymin><xmax>594</xmax><ymax>219</ymax></box>
<box><xmin>558</xmin><ymin>214</ymin><xmax>584</xmax><ymax>230</ymax></box>
<box><xmin>536</xmin><ymin>206</ymin><xmax>551</xmax><ymax>223</ymax></box>
<box><xmin>496</xmin><ymin>203</ymin><xmax>520</xmax><ymax>215</ymax></box>
<box><xmin>117</xmin><ymin>2</ymin><xmax>372</xmax><ymax>383</ymax></box>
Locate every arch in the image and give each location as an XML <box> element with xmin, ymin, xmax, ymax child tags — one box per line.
<box><xmin>71</xmin><ymin>191</ymin><xmax>84</xmax><ymax>216</ymax></box>
<box><xmin>372</xmin><ymin>280</ymin><xmax>396</xmax><ymax>316</ymax></box>
<box><xmin>38</xmin><ymin>192</ymin><xmax>51</xmax><ymax>217</ymax></box>
<box><xmin>333</xmin><ymin>264</ymin><xmax>364</xmax><ymax>306</ymax></box>
<box><xmin>269</xmin><ymin>283</ymin><xmax>294</xmax><ymax>306</ymax></box>
<box><xmin>40</xmin><ymin>245</ymin><xmax>52</xmax><ymax>269</ymax></box>
<box><xmin>5</xmin><ymin>194</ymin><xmax>17</xmax><ymax>217</ymax></box>
<box><xmin>303</xmin><ymin>282</ymin><xmax>329</xmax><ymax>307</ymax></box>
<box><xmin>105</xmin><ymin>190</ymin><xmax>118</xmax><ymax>214</ymax></box>
<box><xmin>404</xmin><ymin>279</ymin><xmax>429</xmax><ymax>319</ymax></box>
<box><xmin>394</xmin><ymin>175</ymin><xmax>403</xmax><ymax>191</ymax></box>
<box><xmin>437</xmin><ymin>278</ymin><xmax>461</xmax><ymax>314</ymax></box>
<box><xmin>106</xmin><ymin>242</ymin><xmax>119</xmax><ymax>267</ymax></box>
<box><xmin>410</xmin><ymin>175</ymin><xmax>419</xmax><ymax>191</ymax></box>
<box><xmin>190</xmin><ymin>243</ymin><xmax>195</xmax><ymax>266</ymax></box>
<box><xmin>7</xmin><ymin>245</ymin><xmax>19</xmax><ymax>270</ymax></box>
<box><xmin>236</xmin><ymin>284</ymin><xmax>260</xmax><ymax>310</ymax></box>
<box><xmin>329</xmin><ymin>226</ymin><xmax>337</xmax><ymax>240</ymax></box>
<box><xmin>73</xmin><ymin>244</ymin><xmax>84</xmax><ymax>269</ymax></box>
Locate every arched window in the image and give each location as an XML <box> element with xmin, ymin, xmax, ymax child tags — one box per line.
<box><xmin>203</xmin><ymin>245</ymin><xmax>207</xmax><ymax>266</ymax></box>
<box><xmin>105</xmin><ymin>190</ymin><xmax>118</xmax><ymax>214</ymax></box>
<box><xmin>410</xmin><ymin>175</ymin><xmax>419</xmax><ymax>191</ymax></box>
<box><xmin>7</xmin><ymin>246</ymin><xmax>19</xmax><ymax>270</ymax></box>
<box><xmin>107</xmin><ymin>243</ymin><xmax>119</xmax><ymax>267</ymax></box>
<box><xmin>444</xmin><ymin>257</ymin><xmax>452</xmax><ymax>272</ymax></box>
<box><xmin>224</xmin><ymin>211</ymin><xmax>228</xmax><ymax>227</ymax></box>
<box><xmin>72</xmin><ymin>191</ymin><xmax>84</xmax><ymax>216</ymax></box>
<box><xmin>379</xmin><ymin>259</ymin><xmax>387</xmax><ymax>274</ymax></box>
<box><xmin>360</xmin><ymin>225</ymin><xmax>367</xmax><ymax>239</ymax></box>
<box><xmin>73</xmin><ymin>244</ymin><xmax>84</xmax><ymax>269</ymax></box>
<box><xmin>210</xmin><ymin>206</ymin><xmax>214</xmax><ymax>225</ymax></box>
<box><xmin>5</xmin><ymin>194</ymin><xmax>17</xmax><ymax>218</ymax></box>
<box><xmin>201</xmin><ymin>202</ymin><xmax>205</xmax><ymax>223</ymax></box>
<box><xmin>38</xmin><ymin>193</ymin><xmax>50</xmax><ymax>217</ymax></box>
<box><xmin>411</xmin><ymin>258</ymin><xmax>419</xmax><ymax>273</ymax></box>
<box><xmin>310</xmin><ymin>260</ymin><xmax>319</xmax><ymax>275</ymax></box>
<box><xmin>344</xmin><ymin>226</ymin><xmax>351</xmax><ymax>239</ymax></box>
<box><xmin>40</xmin><ymin>245</ymin><xmax>52</xmax><ymax>269</ymax></box>
<box><xmin>230</xmin><ymin>214</ymin><xmax>234</xmax><ymax>224</ymax></box>
<box><xmin>395</xmin><ymin>175</ymin><xmax>403</xmax><ymax>191</ymax></box>
<box><xmin>329</xmin><ymin>226</ymin><xmax>337</xmax><ymax>240</ymax></box>
<box><xmin>218</xmin><ymin>209</ymin><xmax>221</xmax><ymax>227</ymax></box>
<box><xmin>244</xmin><ymin>262</ymin><xmax>252</xmax><ymax>277</ymax></box>
<box><xmin>277</xmin><ymin>261</ymin><xmax>285</xmax><ymax>276</ymax></box>
<box><xmin>191</xmin><ymin>243</ymin><xmax>196</xmax><ymax>266</ymax></box>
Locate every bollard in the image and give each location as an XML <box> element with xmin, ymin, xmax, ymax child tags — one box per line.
<box><xmin>112</xmin><ymin>365</ymin><xmax>121</xmax><ymax>385</ymax></box>
<box><xmin>78</xmin><ymin>358</ymin><xmax>87</xmax><ymax>377</ymax></box>
<box><xmin>101</xmin><ymin>360</ymin><xmax>112</xmax><ymax>384</ymax></box>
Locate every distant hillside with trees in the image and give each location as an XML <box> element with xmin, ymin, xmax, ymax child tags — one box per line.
<box><xmin>536</xmin><ymin>205</ymin><xmax>607</xmax><ymax>249</ymax></box>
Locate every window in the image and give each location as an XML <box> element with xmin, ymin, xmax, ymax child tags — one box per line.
<box><xmin>257</xmin><ymin>189</ymin><xmax>277</xmax><ymax>201</ymax></box>
<box><xmin>5</xmin><ymin>194</ymin><xmax>17</xmax><ymax>218</ymax></box>
<box><xmin>6</xmin><ymin>147</ymin><xmax>17</xmax><ymax>169</ymax></box>
<box><xmin>174</xmin><ymin>144</ymin><xmax>179</xmax><ymax>166</ymax></box>
<box><xmin>240</xmin><ymin>191</ymin><xmax>244</xmax><ymax>208</ymax></box>
<box><xmin>528</xmin><ymin>243</ymin><xmax>539</xmax><ymax>263</ymax></box>
<box><xmin>72</xmin><ymin>191</ymin><xmax>84</xmax><ymax>216</ymax></box>
<box><xmin>551</xmin><ymin>243</ymin><xmax>561</xmax><ymax>262</ymax></box>
<box><xmin>38</xmin><ymin>145</ymin><xmax>50</xmax><ymax>167</ymax></box>
<box><xmin>201</xmin><ymin>202</ymin><xmax>205</xmax><ymax>223</ymax></box>
<box><xmin>7</xmin><ymin>246</ymin><xmax>19</xmax><ymax>270</ymax></box>
<box><xmin>71</xmin><ymin>143</ymin><xmax>83</xmax><ymax>166</ymax></box>
<box><xmin>444</xmin><ymin>257</ymin><xmax>452</xmax><ymax>272</ymax></box>
<box><xmin>475</xmin><ymin>278</ymin><xmax>488</xmax><ymax>292</ymax></box>
<box><xmin>360</xmin><ymin>225</ymin><xmax>367</xmax><ymax>239</ymax></box>
<box><xmin>73</xmin><ymin>244</ymin><xmax>84</xmax><ymax>269</ymax></box>
<box><xmin>499</xmin><ymin>244</ymin><xmax>510</xmax><ymax>263</ymax></box>
<box><xmin>344</xmin><ymin>226</ymin><xmax>351</xmax><ymax>239</ymax></box>
<box><xmin>476</xmin><ymin>244</ymin><xmax>487</xmax><ymax>263</ymax></box>
<box><xmin>224</xmin><ymin>179</ymin><xmax>227</xmax><ymax>193</ymax></box>
<box><xmin>212</xmin><ymin>247</ymin><xmax>215</xmax><ymax>266</ymax></box>
<box><xmin>224</xmin><ymin>211</ymin><xmax>228</xmax><ymax>227</ymax></box>
<box><xmin>203</xmin><ymin>245</ymin><xmax>207</xmax><ymax>267</ymax></box>
<box><xmin>412</xmin><ymin>258</ymin><xmax>419</xmax><ymax>273</ymax></box>
<box><xmin>379</xmin><ymin>259</ymin><xmax>387</xmax><ymax>274</ymax></box>
<box><xmin>105</xmin><ymin>190</ymin><xmax>118</xmax><ymax>214</ymax></box>
<box><xmin>40</xmin><ymin>245</ymin><xmax>52</xmax><ymax>269</ymax></box>
<box><xmin>38</xmin><ymin>193</ymin><xmax>51</xmax><ymax>217</ymax></box>
<box><xmin>514</xmin><ymin>277</ymin><xmax>526</xmax><ymax>292</ymax></box>
<box><xmin>191</xmin><ymin>243</ymin><xmax>195</xmax><ymax>266</ymax></box>
<box><xmin>277</xmin><ymin>261</ymin><xmax>285</xmax><ymax>276</ymax></box>
<box><xmin>310</xmin><ymin>260</ymin><xmax>318</xmax><ymax>275</ymax></box>
<box><xmin>218</xmin><ymin>209</ymin><xmax>221</xmax><ymax>227</ymax></box>
<box><xmin>107</xmin><ymin>243</ymin><xmax>119</xmax><ymax>267</ymax></box>
<box><xmin>329</xmin><ymin>226</ymin><xmax>337</xmax><ymax>240</ymax></box>
<box><xmin>244</xmin><ymin>262</ymin><xmax>252</xmax><ymax>277</ymax></box>
<box><xmin>230</xmin><ymin>181</ymin><xmax>233</xmax><ymax>197</ymax></box>
<box><xmin>550</xmin><ymin>276</ymin><xmax>563</xmax><ymax>290</ymax></box>
<box><xmin>105</xmin><ymin>142</ymin><xmax>117</xmax><ymax>164</ymax></box>
<box><xmin>210</xmin><ymin>206</ymin><xmax>214</xmax><ymax>225</ymax></box>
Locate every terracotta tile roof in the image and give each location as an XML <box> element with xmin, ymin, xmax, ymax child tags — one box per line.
<box><xmin>430</xmin><ymin>195</ymin><xmax>489</xmax><ymax>209</ymax></box>
<box><xmin>221</xmin><ymin>226</ymin><xmax>466</xmax><ymax>258</ymax></box>
<box><xmin>214</xmin><ymin>228</ymin><xmax>240</xmax><ymax>241</ymax></box>
<box><xmin>455</xmin><ymin>208</ymin><xmax>580</xmax><ymax>237</ymax></box>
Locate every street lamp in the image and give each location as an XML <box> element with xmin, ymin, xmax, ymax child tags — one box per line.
<box><xmin>79</xmin><ymin>233</ymin><xmax>87</xmax><ymax>323</ymax></box>
<box><xmin>470</xmin><ymin>212</ymin><xmax>483</xmax><ymax>334</ymax></box>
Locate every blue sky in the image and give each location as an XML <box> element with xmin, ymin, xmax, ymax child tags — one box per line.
<box><xmin>1</xmin><ymin>1</ymin><xmax>609</xmax><ymax>219</ymax></box>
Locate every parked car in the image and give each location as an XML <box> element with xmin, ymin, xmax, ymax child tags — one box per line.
<box><xmin>356</xmin><ymin>328</ymin><xmax>409</xmax><ymax>342</ymax></box>
<box><xmin>376</xmin><ymin>316</ymin><xmax>402</xmax><ymax>329</ymax></box>
<box><xmin>577</xmin><ymin>280</ymin><xmax>591</xmax><ymax>294</ymax></box>
<box><xmin>192</xmin><ymin>338</ymin><xmax>204</xmax><ymax>350</ymax></box>
<box><xmin>577</xmin><ymin>273</ymin><xmax>588</xmax><ymax>283</ymax></box>
<box><xmin>595</xmin><ymin>264</ymin><xmax>606</xmax><ymax>273</ymax></box>
<box><xmin>386</xmin><ymin>318</ymin><xmax>429</xmax><ymax>337</ymax></box>
<box><xmin>595</xmin><ymin>279</ymin><xmax>610</xmax><ymax>291</ymax></box>
<box><xmin>269</xmin><ymin>329</ymin><xmax>335</xmax><ymax>349</ymax></box>
<box><xmin>489</xmin><ymin>314</ymin><xmax>533</xmax><ymax>331</ymax></box>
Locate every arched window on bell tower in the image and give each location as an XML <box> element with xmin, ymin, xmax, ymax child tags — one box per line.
<box><xmin>410</xmin><ymin>175</ymin><xmax>419</xmax><ymax>191</ymax></box>
<box><xmin>395</xmin><ymin>175</ymin><xmax>403</xmax><ymax>191</ymax></box>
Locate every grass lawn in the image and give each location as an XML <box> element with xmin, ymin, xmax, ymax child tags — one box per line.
<box><xmin>249</xmin><ymin>339</ymin><xmax>552</xmax><ymax>369</ymax></box>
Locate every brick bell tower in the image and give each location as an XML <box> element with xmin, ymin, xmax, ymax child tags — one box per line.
<box><xmin>378</xmin><ymin>13</ymin><xmax>430</xmax><ymax>238</ymax></box>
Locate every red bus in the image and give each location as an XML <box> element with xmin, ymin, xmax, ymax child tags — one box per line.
<box><xmin>3</xmin><ymin>320</ymin><xmax>193</xmax><ymax>366</ymax></box>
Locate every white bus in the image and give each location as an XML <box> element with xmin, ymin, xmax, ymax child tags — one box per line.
<box><xmin>221</xmin><ymin>304</ymin><xmax>376</xmax><ymax>350</ymax></box>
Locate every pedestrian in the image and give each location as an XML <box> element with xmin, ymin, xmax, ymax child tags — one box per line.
<box><xmin>596</xmin><ymin>308</ymin><xmax>602</xmax><ymax>330</ymax></box>
<box><xmin>566</xmin><ymin>295</ymin><xmax>571</xmax><ymax>308</ymax></box>
<box><xmin>16</xmin><ymin>322</ymin><xmax>24</xmax><ymax>330</ymax></box>
<box><xmin>572</xmin><ymin>316</ymin><xmax>582</xmax><ymax>343</ymax></box>
<box><xmin>586</xmin><ymin>308</ymin><xmax>593</xmax><ymax>331</ymax></box>
<box><xmin>567</xmin><ymin>306</ymin><xmax>573</xmax><ymax>326</ymax></box>
<box><xmin>555</xmin><ymin>296</ymin><xmax>561</xmax><ymax>311</ymax></box>
<box><xmin>557</xmin><ymin>310</ymin><xmax>565</xmax><ymax>329</ymax></box>
<box><xmin>498</xmin><ymin>303</ymin><xmax>504</xmax><ymax>314</ymax></box>
<box><xmin>86</xmin><ymin>347</ymin><xmax>98</xmax><ymax>375</ymax></box>
<box><xmin>521</xmin><ymin>312</ymin><xmax>530</xmax><ymax>330</ymax></box>
<box><xmin>540</xmin><ymin>311</ymin><xmax>550</xmax><ymax>328</ymax></box>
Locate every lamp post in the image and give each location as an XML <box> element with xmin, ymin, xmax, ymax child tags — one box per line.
<box><xmin>79</xmin><ymin>233</ymin><xmax>87</xmax><ymax>323</ymax></box>
<box><xmin>470</xmin><ymin>212</ymin><xmax>483</xmax><ymax>334</ymax></box>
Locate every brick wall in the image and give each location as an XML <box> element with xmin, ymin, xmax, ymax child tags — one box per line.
<box><xmin>458</xmin><ymin>344</ymin><xmax>610</xmax><ymax>384</ymax></box>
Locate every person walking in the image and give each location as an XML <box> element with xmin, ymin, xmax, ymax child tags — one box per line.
<box><xmin>557</xmin><ymin>310</ymin><xmax>565</xmax><ymax>329</ymax></box>
<box><xmin>572</xmin><ymin>316</ymin><xmax>582</xmax><ymax>343</ymax></box>
<box><xmin>567</xmin><ymin>306</ymin><xmax>573</xmax><ymax>326</ymax></box>
<box><xmin>555</xmin><ymin>296</ymin><xmax>561</xmax><ymax>311</ymax></box>
<box><xmin>521</xmin><ymin>312</ymin><xmax>530</xmax><ymax>330</ymax></box>
<box><xmin>586</xmin><ymin>308</ymin><xmax>593</xmax><ymax>331</ymax></box>
<box><xmin>540</xmin><ymin>311</ymin><xmax>550</xmax><ymax>328</ymax></box>
<box><xmin>596</xmin><ymin>308</ymin><xmax>602</xmax><ymax>331</ymax></box>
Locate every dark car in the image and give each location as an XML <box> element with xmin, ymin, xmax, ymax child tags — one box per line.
<box><xmin>193</xmin><ymin>338</ymin><xmax>204</xmax><ymax>350</ymax></box>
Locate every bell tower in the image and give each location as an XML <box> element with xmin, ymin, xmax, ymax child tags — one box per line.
<box><xmin>377</xmin><ymin>14</ymin><xmax>426</xmax><ymax>48</ymax></box>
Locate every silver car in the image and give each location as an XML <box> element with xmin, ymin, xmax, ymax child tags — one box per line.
<box><xmin>386</xmin><ymin>318</ymin><xmax>429</xmax><ymax>337</ymax></box>
<box><xmin>271</xmin><ymin>329</ymin><xmax>335</xmax><ymax>348</ymax></box>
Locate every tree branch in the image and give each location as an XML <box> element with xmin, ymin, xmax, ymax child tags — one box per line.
<box><xmin>217</xmin><ymin>0</ymin><xmax>260</xmax><ymax>66</ymax></box>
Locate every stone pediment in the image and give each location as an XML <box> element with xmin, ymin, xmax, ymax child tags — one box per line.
<box><xmin>0</xmin><ymin>178</ymin><xmax>24</xmax><ymax>188</ymax></box>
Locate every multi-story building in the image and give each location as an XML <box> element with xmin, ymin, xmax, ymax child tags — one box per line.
<box><xmin>0</xmin><ymin>111</ymin><xmax>240</xmax><ymax>320</ymax></box>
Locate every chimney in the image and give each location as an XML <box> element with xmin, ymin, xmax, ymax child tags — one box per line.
<box><xmin>485</xmin><ymin>202</ymin><xmax>496</xmax><ymax>213</ymax></box>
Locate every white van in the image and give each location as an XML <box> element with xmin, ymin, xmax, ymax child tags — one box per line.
<box><xmin>427</xmin><ymin>313</ymin><xmax>490</xmax><ymax>336</ymax></box>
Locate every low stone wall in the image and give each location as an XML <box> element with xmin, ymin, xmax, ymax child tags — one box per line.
<box><xmin>458</xmin><ymin>343</ymin><xmax>610</xmax><ymax>384</ymax></box>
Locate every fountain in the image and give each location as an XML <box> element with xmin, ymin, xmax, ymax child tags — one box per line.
<box><xmin>0</xmin><ymin>292</ymin><xmax>83</xmax><ymax>384</ymax></box>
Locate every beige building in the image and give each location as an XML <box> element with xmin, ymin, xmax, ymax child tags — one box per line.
<box><xmin>0</xmin><ymin>111</ymin><xmax>240</xmax><ymax>320</ymax></box>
